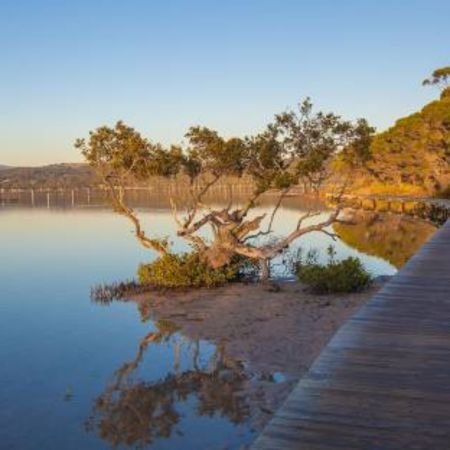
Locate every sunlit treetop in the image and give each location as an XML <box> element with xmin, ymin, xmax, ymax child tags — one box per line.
<box><xmin>76</xmin><ymin>100</ymin><xmax>373</xmax><ymax>194</ymax></box>
<box><xmin>76</xmin><ymin>99</ymin><xmax>373</xmax><ymax>278</ymax></box>
<box><xmin>422</xmin><ymin>66</ymin><xmax>450</xmax><ymax>91</ymax></box>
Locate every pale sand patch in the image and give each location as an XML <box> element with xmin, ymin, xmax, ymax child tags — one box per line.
<box><xmin>133</xmin><ymin>280</ymin><xmax>383</xmax><ymax>430</ymax></box>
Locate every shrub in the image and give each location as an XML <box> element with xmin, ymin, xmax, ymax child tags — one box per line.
<box><xmin>90</xmin><ymin>280</ymin><xmax>144</xmax><ymax>304</ymax></box>
<box><xmin>296</xmin><ymin>246</ymin><xmax>372</xmax><ymax>294</ymax></box>
<box><xmin>436</xmin><ymin>184</ymin><xmax>450</xmax><ymax>199</ymax></box>
<box><xmin>138</xmin><ymin>252</ymin><xmax>242</xmax><ymax>289</ymax></box>
<box><xmin>413</xmin><ymin>202</ymin><xmax>450</xmax><ymax>226</ymax></box>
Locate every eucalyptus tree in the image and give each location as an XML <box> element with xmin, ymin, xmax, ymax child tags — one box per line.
<box><xmin>422</xmin><ymin>66</ymin><xmax>450</xmax><ymax>91</ymax></box>
<box><xmin>76</xmin><ymin>99</ymin><xmax>372</xmax><ymax>280</ymax></box>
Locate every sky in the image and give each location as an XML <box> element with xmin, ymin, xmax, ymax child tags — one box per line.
<box><xmin>0</xmin><ymin>0</ymin><xmax>449</xmax><ymax>166</ymax></box>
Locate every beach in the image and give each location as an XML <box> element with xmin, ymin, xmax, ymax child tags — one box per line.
<box><xmin>133</xmin><ymin>280</ymin><xmax>384</xmax><ymax>430</ymax></box>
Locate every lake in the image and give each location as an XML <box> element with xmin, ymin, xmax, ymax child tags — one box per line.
<box><xmin>0</xmin><ymin>198</ymin><xmax>436</xmax><ymax>449</ymax></box>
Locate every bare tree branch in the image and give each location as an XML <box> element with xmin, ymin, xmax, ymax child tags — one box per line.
<box><xmin>234</xmin><ymin>214</ymin><xmax>267</xmax><ymax>240</ymax></box>
<box><xmin>244</xmin><ymin>188</ymin><xmax>289</xmax><ymax>241</ymax></box>
<box><xmin>235</xmin><ymin>189</ymin><xmax>263</xmax><ymax>221</ymax></box>
<box><xmin>177</xmin><ymin>212</ymin><xmax>221</xmax><ymax>236</ymax></box>
<box><xmin>228</xmin><ymin>208</ymin><xmax>341</xmax><ymax>261</ymax></box>
<box><xmin>319</xmin><ymin>229</ymin><xmax>338</xmax><ymax>240</ymax></box>
<box><xmin>182</xmin><ymin>173</ymin><xmax>222</xmax><ymax>231</ymax></box>
<box><xmin>104</xmin><ymin>178</ymin><xmax>168</xmax><ymax>254</ymax></box>
<box><xmin>296</xmin><ymin>210</ymin><xmax>321</xmax><ymax>230</ymax></box>
<box><xmin>169</xmin><ymin>197</ymin><xmax>183</xmax><ymax>228</ymax></box>
<box><xmin>267</xmin><ymin>208</ymin><xmax>341</xmax><ymax>256</ymax></box>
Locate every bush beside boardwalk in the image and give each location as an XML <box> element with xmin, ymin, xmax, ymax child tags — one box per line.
<box><xmin>296</xmin><ymin>247</ymin><xmax>372</xmax><ymax>294</ymax></box>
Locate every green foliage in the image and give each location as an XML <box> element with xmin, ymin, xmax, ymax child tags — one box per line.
<box><xmin>345</xmin><ymin>68</ymin><xmax>450</xmax><ymax>195</ymax></box>
<box><xmin>77</xmin><ymin>99</ymin><xmax>372</xmax><ymax>196</ymax></box>
<box><xmin>422</xmin><ymin>66</ymin><xmax>450</xmax><ymax>90</ymax></box>
<box><xmin>296</xmin><ymin>246</ymin><xmax>372</xmax><ymax>294</ymax></box>
<box><xmin>338</xmin><ymin>118</ymin><xmax>375</xmax><ymax>167</ymax></box>
<box><xmin>249</xmin><ymin>98</ymin><xmax>373</xmax><ymax>192</ymax></box>
<box><xmin>365</xmin><ymin>92</ymin><xmax>450</xmax><ymax>192</ymax></box>
<box><xmin>184</xmin><ymin>127</ymin><xmax>249</xmax><ymax>178</ymax></box>
<box><xmin>76</xmin><ymin>100</ymin><xmax>373</xmax><ymax>278</ymax></box>
<box><xmin>75</xmin><ymin>121</ymin><xmax>184</xmax><ymax>181</ymax></box>
<box><xmin>90</xmin><ymin>280</ymin><xmax>144</xmax><ymax>304</ymax></box>
<box><xmin>138</xmin><ymin>252</ymin><xmax>241</xmax><ymax>289</ymax></box>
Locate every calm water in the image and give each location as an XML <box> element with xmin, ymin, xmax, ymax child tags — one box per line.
<box><xmin>0</xmin><ymin>201</ymin><xmax>433</xmax><ymax>449</ymax></box>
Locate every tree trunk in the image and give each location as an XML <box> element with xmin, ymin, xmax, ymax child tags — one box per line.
<box><xmin>260</xmin><ymin>259</ymin><xmax>270</xmax><ymax>282</ymax></box>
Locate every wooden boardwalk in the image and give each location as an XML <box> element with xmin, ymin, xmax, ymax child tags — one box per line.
<box><xmin>251</xmin><ymin>220</ymin><xmax>450</xmax><ymax>450</ymax></box>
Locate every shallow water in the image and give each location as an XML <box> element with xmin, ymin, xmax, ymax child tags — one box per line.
<box><xmin>0</xmin><ymin>202</ymin><xmax>433</xmax><ymax>449</ymax></box>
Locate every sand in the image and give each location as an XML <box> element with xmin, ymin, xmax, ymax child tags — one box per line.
<box><xmin>132</xmin><ymin>280</ymin><xmax>383</xmax><ymax>430</ymax></box>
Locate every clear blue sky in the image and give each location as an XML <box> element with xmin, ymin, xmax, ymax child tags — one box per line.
<box><xmin>0</xmin><ymin>0</ymin><xmax>449</xmax><ymax>166</ymax></box>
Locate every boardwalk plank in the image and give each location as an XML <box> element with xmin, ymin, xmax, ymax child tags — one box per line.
<box><xmin>251</xmin><ymin>220</ymin><xmax>450</xmax><ymax>449</ymax></box>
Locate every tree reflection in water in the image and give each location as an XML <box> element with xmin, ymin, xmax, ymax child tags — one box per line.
<box><xmin>86</xmin><ymin>305</ymin><xmax>249</xmax><ymax>448</ymax></box>
<box><xmin>334</xmin><ymin>211</ymin><xmax>437</xmax><ymax>269</ymax></box>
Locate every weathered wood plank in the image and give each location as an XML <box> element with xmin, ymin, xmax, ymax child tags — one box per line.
<box><xmin>251</xmin><ymin>220</ymin><xmax>450</xmax><ymax>449</ymax></box>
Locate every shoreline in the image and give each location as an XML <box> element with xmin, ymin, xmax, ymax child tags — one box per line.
<box><xmin>132</xmin><ymin>280</ymin><xmax>385</xmax><ymax>430</ymax></box>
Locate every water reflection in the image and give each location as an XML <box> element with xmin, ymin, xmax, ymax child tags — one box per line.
<box><xmin>86</xmin><ymin>312</ymin><xmax>250</xmax><ymax>449</ymax></box>
<box><xmin>334</xmin><ymin>211</ymin><xmax>437</xmax><ymax>268</ymax></box>
<box><xmin>0</xmin><ymin>206</ymin><xmax>437</xmax><ymax>450</ymax></box>
<box><xmin>0</xmin><ymin>186</ymin><xmax>324</xmax><ymax>214</ymax></box>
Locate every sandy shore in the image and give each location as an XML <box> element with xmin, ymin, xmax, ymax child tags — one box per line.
<box><xmin>133</xmin><ymin>280</ymin><xmax>383</xmax><ymax>430</ymax></box>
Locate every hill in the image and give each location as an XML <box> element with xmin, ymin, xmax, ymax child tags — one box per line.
<box><xmin>0</xmin><ymin>164</ymin><xmax>12</xmax><ymax>171</ymax></box>
<box><xmin>348</xmin><ymin>88</ymin><xmax>450</xmax><ymax>196</ymax></box>
<box><xmin>0</xmin><ymin>163</ymin><xmax>98</xmax><ymax>189</ymax></box>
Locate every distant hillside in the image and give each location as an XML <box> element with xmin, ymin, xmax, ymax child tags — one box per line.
<box><xmin>0</xmin><ymin>162</ymin><xmax>257</xmax><ymax>192</ymax></box>
<box><xmin>0</xmin><ymin>164</ymin><xmax>12</xmax><ymax>171</ymax></box>
<box><xmin>348</xmin><ymin>88</ymin><xmax>450</xmax><ymax>196</ymax></box>
<box><xmin>0</xmin><ymin>163</ymin><xmax>98</xmax><ymax>189</ymax></box>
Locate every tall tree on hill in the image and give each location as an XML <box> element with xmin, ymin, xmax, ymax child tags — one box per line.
<box><xmin>422</xmin><ymin>66</ymin><xmax>450</xmax><ymax>91</ymax></box>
